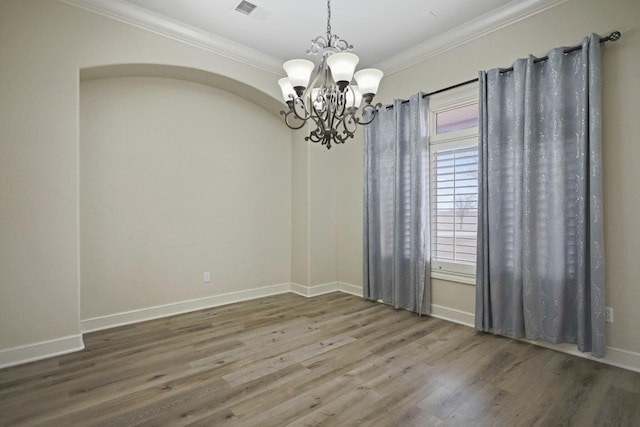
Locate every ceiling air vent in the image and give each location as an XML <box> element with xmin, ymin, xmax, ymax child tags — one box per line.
<box><xmin>235</xmin><ymin>0</ymin><xmax>258</xmax><ymax>16</ymax></box>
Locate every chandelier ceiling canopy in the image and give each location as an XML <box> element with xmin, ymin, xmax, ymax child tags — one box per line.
<box><xmin>278</xmin><ymin>0</ymin><xmax>384</xmax><ymax>149</ymax></box>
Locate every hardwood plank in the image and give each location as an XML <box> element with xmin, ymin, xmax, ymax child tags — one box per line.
<box><xmin>367</xmin><ymin>405</ymin><xmax>443</xmax><ymax>427</ymax></box>
<box><xmin>593</xmin><ymin>385</ymin><xmax>640</xmax><ymax>426</ymax></box>
<box><xmin>1</xmin><ymin>293</ymin><xmax>639</xmax><ymax>427</ymax></box>
<box><xmin>281</xmin><ymin>384</ymin><xmax>380</xmax><ymax>427</ymax></box>
<box><xmin>222</xmin><ymin>334</ymin><xmax>356</xmax><ymax>387</ymax></box>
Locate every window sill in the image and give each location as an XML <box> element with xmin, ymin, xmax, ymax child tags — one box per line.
<box><xmin>430</xmin><ymin>270</ymin><xmax>476</xmax><ymax>286</ymax></box>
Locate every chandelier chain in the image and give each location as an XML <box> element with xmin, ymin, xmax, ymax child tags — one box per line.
<box><xmin>326</xmin><ymin>0</ymin><xmax>331</xmax><ymax>40</ymax></box>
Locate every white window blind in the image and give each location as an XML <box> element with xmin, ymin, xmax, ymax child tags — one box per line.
<box><xmin>431</xmin><ymin>143</ymin><xmax>478</xmax><ymax>265</ymax></box>
<box><xmin>428</xmin><ymin>85</ymin><xmax>479</xmax><ymax>282</ymax></box>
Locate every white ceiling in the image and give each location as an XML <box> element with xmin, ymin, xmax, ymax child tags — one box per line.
<box><xmin>123</xmin><ymin>0</ymin><xmax>515</xmax><ymax>68</ymax></box>
<box><xmin>65</xmin><ymin>0</ymin><xmax>567</xmax><ymax>74</ymax></box>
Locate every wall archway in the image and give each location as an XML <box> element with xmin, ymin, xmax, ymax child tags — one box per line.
<box><xmin>80</xmin><ymin>63</ymin><xmax>284</xmax><ymax>117</ymax></box>
<box><xmin>79</xmin><ymin>69</ymin><xmax>292</xmax><ymax>327</ymax></box>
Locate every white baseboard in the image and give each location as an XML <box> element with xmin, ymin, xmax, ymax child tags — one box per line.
<box><xmin>426</xmin><ymin>304</ymin><xmax>640</xmax><ymax>373</ymax></box>
<box><xmin>519</xmin><ymin>339</ymin><xmax>640</xmax><ymax>374</ymax></box>
<box><xmin>337</xmin><ymin>282</ymin><xmax>363</xmax><ymax>297</ymax></box>
<box><xmin>430</xmin><ymin>304</ymin><xmax>475</xmax><ymax>328</ymax></box>
<box><xmin>290</xmin><ymin>282</ymin><xmax>311</xmax><ymax>297</ymax></box>
<box><xmin>83</xmin><ymin>281</ymin><xmax>354</xmax><ymax>334</ymax></box>
<box><xmin>290</xmin><ymin>282</ymin><xmax>338</xmax><ymax>297</ymax></box>
<box><xmin>0</xmin><ymin>334</ymin><xmax>85</xmax><ymax>369</ymax></box>
<box><xmin>81</xmin><ymin>283</ymin><xmax>291</xmax><ymax>333</ymax></box>
<box><xmin>603</xmin><ymin>346</ymin><xmax>640</xmax><ymax>373</ymax></box>
<box><xmin>291</xmin><ymin>282</ymin><xmax>363</xmax><ymax>298</ymax></box>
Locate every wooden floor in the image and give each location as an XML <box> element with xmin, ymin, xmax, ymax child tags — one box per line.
<box><xmin>1</xmin><ymin>293</ymin><xmax>639</xmax><ymax>426</ymax></box>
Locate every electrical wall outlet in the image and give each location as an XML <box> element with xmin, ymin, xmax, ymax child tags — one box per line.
<box><xmin>203</xmin><ymin>272</ymin><xmax>211</xmax><ymax>283</ymax></box>
<box><xmin>604</xmin><ymin>307</ymin><xmax>613</xmax><ymax>323</ymax></box>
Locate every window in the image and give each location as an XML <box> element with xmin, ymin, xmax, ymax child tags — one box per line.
<box><xmin>429</xmin><ymin>85</ymin><xmax>479</xmax><ymax>284</ymax></box>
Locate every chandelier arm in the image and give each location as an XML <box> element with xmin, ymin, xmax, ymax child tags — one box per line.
<box><xmin>334</xmin><ymin>121</ymin><xmax>348</xmax><ymax>144</ymax></box>
<box><xmin>331</xmin><ymin>103</ymin><xmax>345</xmax><ymax>139</ymax></box>
<box><xmin>307</xmin><ymin>63</ymin><xmax>323</xmax><ymax>93</ymax></box>
<box><xmin>307</xmin><ymin>36</ymin><xmax>328</xmax><ymax>55</ymax></box>
<box><xmin>340</xmin><ymin>111</ymin><xmax>358</xmax><ymax>137</ymax></box>
<box><xmin>334</xmin><ymin>91</ymin><xmax>348</xmax><ymax>119</ymax></box>
<box><xmin>290</xmin><ymin>63</ymin><xmax>323</xmax><ymax>121</ymax></box>
<box><xmin>318</xmin><ymin>100</ymin><xmax>331</xmax><ymax>137</ymax></box>
<box><xmin>334</xmin><ymin>113</ymin><xmax>356</xmax><ymax>143</ymax></box>
<box><xmin>354</xmin><ymin>102</ymin><xmax>383</xmax><ymax>125</ymax></box>
<box><xmin>305</xmin><ymin>120</ymin><xmax>322</xmax><ymax>142</ymax></box>
<box><xmin>331</xmin><ymin>36</ymin><xmax>352</xmax><ymax>52</ymax></box>
<box><xmin>306</xmin><ymin>103</ymin><xmax>326</xmax><ymax>140</ymax></box>
<box><xmin>331</xmin><ymin>113</ymin><xmax>344</xmax><ymax>144</ymax></box>
<box><xmin>289</xmin><ymin>96</ymin><xmax>312</xmax><ymax>121</ymax></box>
<box><xmin>324</xmin><ymin>94</ymin><xmax>335</xmax><ymax>123</ymax></box>
<box><xmin>305</xmin><ymin>114</ymin><xmax>333</xmax><ymax>149</ymax></box>
<box><xmin>312</xmin><ymin>100</ymin><xmax>337</xmax><ymax>149</ymax></box>
<box><xmin>280</xmin><ymin>109</ymin><xmax>307</xmax><ymax>130</ymax></box>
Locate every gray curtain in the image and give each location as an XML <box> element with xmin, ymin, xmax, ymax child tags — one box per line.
<box><xmin>363</xmin><ymin>93</ymin><xmax>430</xmax><ymax>315</ymax></box>
<box><xmin>476</xmin><ymin>34</ymin><xmax>606</xmax><ymax>357</ymax></box>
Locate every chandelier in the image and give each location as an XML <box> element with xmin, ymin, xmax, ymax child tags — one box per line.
<box><xmin>278</xmin><ymin>0</ymin><xmax>384</xmax><ymax>149</ymax></box>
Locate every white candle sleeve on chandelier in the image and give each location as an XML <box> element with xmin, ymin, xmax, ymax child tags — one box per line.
<box><xmin>283</xmin><ymin>59</ymin><xmax>315</xmax><ymax>89</ymax></box>
<box><xmin>354</xmin><ymin>69</ymin><xmax>384</xmax><ymax>95</ymax></box>
<box><xmin>326</xmin><ymin>52</ymin><xmax>359</xmax><ymax>84</ymax></box>
<box><xmin>346</xmin><ymin>86</ymin><xmax>362</xmax><ymax>108</ymax></box>
<box><xmin>278</xmin><ymin>78</ymin><xmax>295</xmax><ymax>102</ymax></box>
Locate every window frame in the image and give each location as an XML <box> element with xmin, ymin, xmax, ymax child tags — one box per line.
<box><xmin>428</xmin><ymin>84</ymin><xmax>479</xmax><ymax>285</ymax></box>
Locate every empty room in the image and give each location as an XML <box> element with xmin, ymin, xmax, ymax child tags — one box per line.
<box><xmin>1</xmin><ymin>0</ymin><xmax>639</xmax><ymax>425</ymax></box>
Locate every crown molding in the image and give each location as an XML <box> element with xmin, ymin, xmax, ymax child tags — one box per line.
<box><xmin>59</xmin><ymin>0</ymin><xmax>284</xmax><ymax>75</ymax></box>
<box><xmin>375</xmin><ymin>0</ymin><xmax>569</xmax><ymax>76</ymax></box>
<box><xmin>60</xmin><ymin>0</ymin><xmax>567</xmax><ymax>78</ymax></box>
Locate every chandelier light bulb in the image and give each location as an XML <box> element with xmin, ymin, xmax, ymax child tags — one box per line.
<box><xmin>354</xmin><ymin>69</ymin><xmax>384</xmax><ymax>96</ymax></box>
<box><xmin>326</xmin><ymin>52</ymin><xmax>359</xmax><ymax>85</ymax></box>
<box><xmin>283</xmin><ymin>59</ymin><xmax>315</xmax><ymax>91</ymax></box>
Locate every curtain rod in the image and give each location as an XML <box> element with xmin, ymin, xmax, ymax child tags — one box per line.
<box><xmin>387</xmin><ymin>31</ymin><xmax>621</xmax><ymax>109</ymax></box>
<box><xmin>493</xmin><ymin>30</ymin><xmax>621</xmax><ymax>75</ymax></box>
